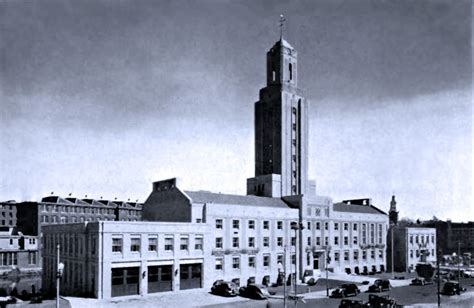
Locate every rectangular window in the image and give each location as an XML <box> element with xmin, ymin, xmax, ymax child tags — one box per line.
<box><xmin>416</xmin><ymin>236</ymin><xmax>419</xmax><ymax>244</ymax></box>
<box><xmin>307</xmin><ymin>222</ymin><xmax>311</xmax><ymax>230</ymax></box>
<box><xmin>334</xmin><ymin>223</ymin><xmax>339</xmax><ymax>230</ymax></box>
<box><xmin>378</xmin><ymin>224</ymin><xmax>382</xmax><ymax>244</ymax></box>
<box><xmin>215</xmin><ymin>237</ymin><xmax>223</xmax><ymax>249</ymax></box>
<box><xmin>248</xmin><ymin>220</ymin><xmax>255</xmax><ymax>229</ymax></box>
<box><xmin>215</xmin><ymin>258</ymin><xmax>223</xmax><ymax>270</ymax></box>
<box><xmin>378</xmin><ymin>250</ymin><xmax>383</xmax><ymax>259</ymax></box>
<box><xmin>112</xmin><ymin>238</ymin><xmax>122</xmax><ymax>253</ymax></box>
<box><xmin>215</xmin><ymin>219</ymin><xmax>223</xmax><ymax>229</ymax></box>
<box><xmin>410</xmin><ymin>250</ymin><xmax>413</xmax><ymax>258</ymax></box>
<box><xmin>291</xmin><ymin>237</ymin><xmax>296</xmax><ymax>246</ymax></box>
<box><xmin>277</xmin><ymin>221</ymin><xmax>283</xmax><ymax>229</ymax></box>
<box><xmin>130</xmin><ymin>237</ymin><xmax>140</xmax><ymax>252</ymax></box>
<box><xmin>277</xmin><ymin>237</ymin><xmax>283</xmax><ymax>247</ymax></box>
<box><xmin>431</xmin><ymin>235</ymin><xmax>435</xmax><ymax>243</ymax></box>
<box><xmin>195</xmin><ymin>236</ymin><xmax>203</xmax><ymax>250</ymax></box>
<box><xmin>316</xmin><ymin>222</ymin><xmax>320</xmax><ymax>230</ymax></box>
<box><xmin>277</xmin><ymin>254</ymin><xmax>283</xmax><ymax>264</ymax></box>
<box><xmin>28</xmin><ymin>252</ymin><xmax>36</xmax><ymax>265</ymax></box>
<box><xmin>410</xmin><ymin>235</ymin><xmax>413</xmax><ymax>244</ymax></box>
<box><xmin>263</xmin><ymin>254</ymin><xmax>270</xmax><ymax>267</ymax></box>
<box><xmin>232</xmin><ymin>257</ymin><xmax>240</xmax><ymax>269</ymax></box>
<box><xmin>232</xmin><ymin>237</ymin><xmax>239</xmax><ymax>248</ymax></box>
<box><xmin>148</xmin><ymin>237</ymin><xmax>157</xmax><ymax>252</ymax></box>
<box><xmin>371</xmin><ymin>250</ymin><xmax>375</xmax><ymax>259</ymax></box>
<box><xmin>180</xmin><ymin>236</ymin><xmax>189</xmax><ymax>250</ymax></box>
<box><xmin>325</xmin><ymin>237</ymin><xmax>329</xmax><ymax>246</ymax></box>
<box><xmin>353</xmin><ymin>223</ymin><xmax>358</xmax><ymax>231</ymax></box>
<box><xmin>325</xmin><ymin>222</ymin><xmax>329</xmax><ymax>230</ymax></box>
<box><xmin>263</xmin><ymin>237</ymin><xmax>270</xmax><ymax>247</ymax></box>
<box><xmin>353</xmin><ymin>250</ymin><xmax>359</xmax><ymax>260</ymax></box>
<box><xmin>263</xmin><ymin>221</ymin><xmax>269</xmax><ymax>230</ymax></box>
<box><xmin>362</xmin><ymin>251</ymin><xmax>367</xmax><ymax>260</ymax></box>
<box><xmin>344</xmin><ymin>251</ymin><xmax>349</xmax><ymax>261</ymax></box>
<box><xmin>315</xmin><ymin>208</ymin><xmax>321</xmax><ymax>216</ymax></box>
<box><xmin>248</xmin><ymin>256</ymin><xmax>256</xmax><ymax>268</ymax></box>
<box><xmin>233</xmin><ymin>220</ymin><xmax>240</xmax><ymax>229</ymax></box>
<box><xmin>334</xmin><ymin>237</ymin><xmax>339</xmax><ymax>245</ymax></box>
<box><xmin>248</xmin><ymin>237</ymin><xmax>255</xmax><ymax>248</ymax></box>
<box><xmin>362</xmin><ymin>224</ymin><xmax>367</xmax><ymax>244</ymax></box>
<box><xmin>370</xmin><ymin>224</ymin><xmax>375</xmax><ymax>244</ymax></box>
<box><xmin>291</xmin><ymin>254</ymin><xmax>296</xmax><ymax>264</ymax></box>
<box><xmin>344</xmin><ymin>236</ymin><xmax>348</xmax><ymax>245</ymax></box>
<box><xmin>344</xmin><ymin>223</ymin><xmax>349</xmax><ymax>231</ymax></box>
<box><xmin>353</xmin><ymin>237</ymin><xmax>358</xmax><ymax>245</ymax></box>
<box><xmin>164</xmin><ymin>236</ymin><xmax>173</xmax><ymax>251</ymax></box>
<box><xmin>307</xmin><ymin>237</ymin><xmax>311</xmax><ymax>246</ymax></box>
<box><xmin>334</xmin><ymin>252</ymin><xmax>340</xmax><ymax>262</ymax></box>
<box><xmin>307</xmin><ymin>207</ymin><xmax>311</xmax><ymax>216</ymax></box>
<box><xmin>316</xmin><ymin>237</ymin><xmax>320</xmax><ymax>246</ymax></box>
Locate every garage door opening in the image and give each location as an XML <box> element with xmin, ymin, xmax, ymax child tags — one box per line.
<box><xmin>148</xmin><ymin>265</ymin><xmax>172</xmax><ymax>293</ymax></box>
<box><xmin>111</xmin><ymin>267</ymin><xmax>139</xmax><ymax>297</ymax></box>
<box><xmin>179</xmin><ymin>263</ymin><xmax>201</xmax><ymax>290</ymax></box>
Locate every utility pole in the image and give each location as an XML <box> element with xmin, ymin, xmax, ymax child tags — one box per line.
<box><xmin>457</xmin><ymin>242</ymin><xmax>461</xmax><ymax>284</ymax></box>
<box><xmin>56</xmin><ymin>244</ymin><xmax>60</xmax><ymax>308</ymax></box>
<box><xmin>56</xmin><ymin>245</ymin><xmax>64</xmax><ymax>308</ymax></box>
<box><xmin>391</xmin><ymin>224</ymin><xmax>394</xmax><ymax>277</ymax></box>
<box><xmin>437</xmin><ymin>249</ymin><xmax>441</xmax><ymax>308</ymax></box>
<box><xmin>326</xmin><ymin>246</ymin><xmax>329</xmax><ymax>297</ymax></box>
<box><xmin>283</xmin><ymin>245</ymin><xmax>287</xmax><ymax>308</ymax></box>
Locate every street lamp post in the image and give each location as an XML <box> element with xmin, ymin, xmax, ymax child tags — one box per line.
<box><xmin>325</xmin><ymin>246</ymin><xmax>330</xmax><ymax>297</ymax></box>
<box><xmin>437</xmin><ymin>249</ymin><xmax>441</xmax><ymax>308</ymax></box>
<box><xmin>290</xmin><ymin>221</ymin><xmax>304</xmax><ymax>307</ymax></box>
<box><xmin>391</xmin><ymin>224</ymin><xmax>394</xmax><ymax>277</ymax></box>
<box><xmin>457</xmin><ymin>242</ymin><xmax>461</xmax><ymax>284</ymax></box>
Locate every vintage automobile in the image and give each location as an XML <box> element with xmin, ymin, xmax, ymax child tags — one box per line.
<box><xmin>368</xmin><ymin>279</ymin><xmax>391</xmax><ymax>292</ymax></box>
<box><xmin>441</xmin><ymin>281</ymin><xmax>466</xmax><ymax>296</ymax></box>
<box><xmin>368</xmin><ymin>294</ymin><xmax>397</xmax><ymax>308</ymax></box>
<box><xmin>411</xmin><ymin>277</ymin><xmax>427</xmax><ymax>286</ymax></box>
<box><xmin>302</xmin><ymin>269</ymin><xmax>321</xmax><ymax>285</ymax></box>
<box><xmin>238</xmin><ymin>284</ymin><xmax>270</xmax><ymax>300</ymax></box>
<box><xmin>210</xmin><ymin>280</ymin><xmax>239</xmax><ymax>297</ymax></box>
<box><xmin>330</xmin><ymin>284</ymin><xmax>361</xmax><ymax>298</ymax></box>
<box><xmin>338</xmin><ymin>299</ymin><xmax>370</xmax><ymax>308</ymax></box>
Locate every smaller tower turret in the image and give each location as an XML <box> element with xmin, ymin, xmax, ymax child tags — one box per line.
<box><xmin>389</xmin><ymin>195</ymin><xmax>399</xmax><ymax>225</ymax></box>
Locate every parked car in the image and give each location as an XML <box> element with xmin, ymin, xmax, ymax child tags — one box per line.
<box><xmin>211</xmin><ymin>280</ymin><xmax>239</xmax><ymax>297</ymax></box>
<box><xmin>411</xmin><ymin>277</ymin><xmax>427</xmax><ymax>286</ymax></box>
<box><xmin>368</xmin><ymin>279</ymin><xmax>391</xmax><ymax>292</ymax></box>
<box><xmin>239</xmin><ymin>284</ymin><xmax>270</xmax><ymax>300</ymax></box>
<box><xmin>368</xmin><ymin>294</ymin><xmax>396</xmax><ymax>308</ymax></box>
<box><xmin>331</xmin><ymin>284</ymin><xmax>361</xmax><ymax>298</ymax></box>
<box><xmin>463</xmin><ymin>269</ymin><xmax>474</xmax><ymax>278</ymax></box>
<box><xmin>441</xmin><ymin>281</ymin><xmax>466</xmax><ymax>296</ymax></box>
<box><xmin>339</xmin><ymin>299</ymin><xmax>370</xmax><ymax>308</ymax></box>
<box><xmin>302</xmin><ymin>269</ymin><xmax>321</xmax><ymax>284</ymax></box>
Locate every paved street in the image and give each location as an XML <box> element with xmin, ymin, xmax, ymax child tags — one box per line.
<box><xmin>64</xmin><ymin>277</ymin><xmax>474</xmax><ymax>308</ymax></box>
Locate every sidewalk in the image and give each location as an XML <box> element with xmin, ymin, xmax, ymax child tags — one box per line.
<box><xmin>66</xmin><ymin>289</ymin><xmax>250</xmax><ymax>308</ymax></box>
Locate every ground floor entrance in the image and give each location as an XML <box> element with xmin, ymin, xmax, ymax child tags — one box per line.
<box><xmin>111</xmin><ymin>267</ymin><xmax>139</xmax><ymax>297</ymax></box>
<box><xmin>179</xmin><ymin>263</ymin><xmax>201</xmax><ymax>290</ymax></box>
<box><xmin>148</xmin><ymin>265</ymin><xmax>172</xmax><ymax>293</ymax></box>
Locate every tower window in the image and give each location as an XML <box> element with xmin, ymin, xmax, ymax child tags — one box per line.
<box><xmin>289</xmin><ymin>63</ymin><xmax>293</xmax><ymax>80</ymax></box>
<box><xmin>272</xmin><ymin>70</ymin><xmax>276</xmax><ymax>82</ymax></box>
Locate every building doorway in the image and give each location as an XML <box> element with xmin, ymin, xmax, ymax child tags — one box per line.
<box><xmin>313</xmin><ymin>257</ymin><xmax>319</xmax><ymax>270</ymax></box>
<box><xmin>111</xmin><ymin>267</ymin><xmax>139</xmax><ymax>297</ymax></box>
<box><xmin>179</xmin><ymin>263</ymin><xmax>202</xmax><ymax>290</ymax></box>
<box><xmin>148</xmin><ymin>265</ymin><xmax>172</xmax><ymax>293</ymax></box>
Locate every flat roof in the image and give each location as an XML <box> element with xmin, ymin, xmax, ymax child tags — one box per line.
<box><xmin>184</xmin><ymin>191</ymin><xmax>290</xmax><ymax>208</ymax></box>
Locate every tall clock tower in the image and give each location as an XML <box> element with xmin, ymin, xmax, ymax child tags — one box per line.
<box><xmin>247</xmin><ymin>38</ymin><xmax>311</xmax><ymax>198</ymax></box>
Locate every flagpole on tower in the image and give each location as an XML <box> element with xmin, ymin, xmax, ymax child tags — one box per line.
<box><xmin>279</xmin><ymin>14</ymin><xmax>286</xmax><ymax>40</ymax></box>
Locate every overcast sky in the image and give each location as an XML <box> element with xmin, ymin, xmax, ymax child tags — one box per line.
<box><xmin>0</xmin><ymin>0</ymin><xmax>472</xmax><ymax>221</ymax></box>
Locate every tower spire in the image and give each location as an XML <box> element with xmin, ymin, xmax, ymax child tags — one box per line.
<box><xmin>279</xmin><ymin>14</ymin><xmax>286</xmax><ymax>40</ymax></box>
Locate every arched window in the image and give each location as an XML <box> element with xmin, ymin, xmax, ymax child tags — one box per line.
<box><xmin>272</xmin><ymin>70</ymin><xmax>276</xmax><ymax>81</ymax></box>
<box><xmin>289</xmin><ymin>63</ymin><xmax>293</xmax><ymax>80</ymax></box>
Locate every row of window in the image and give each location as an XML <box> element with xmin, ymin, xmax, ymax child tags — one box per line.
<box><xmin>112</xmin><ymin>235</ymin><xmax>204</xmax><ymax>253</ymax></box>
<box><xmin>215</xmin><ymin>234</ymin><xmax>383</xmax><ymax>249</ymax></box>
<box><xmin>409</xmin><ymin>235</ymin><xmax>435</xmax><ymax>245</ymax></box>
<box><xmin>41</xmin><ymin>205</ymin><xmax>140</xmax><ymax>216</ymax></box>
<box><xmin>40</xmin><ymin>215</ymin><xmax>139</xmax><ymax>223</ymax></box>
<box><xmin>333</xmin><ymin>249</ymin><xmax>384</xmax><ymax>262</ymax></box>
<box><xmin>409</xmin><ymin>249</ymin><xmax>435</xmax><ymax>259</ymax></box>
<box><xmin>215</xmin><ymin>254</ymin><xmax>296</xmax><ymax>271</ymax></box>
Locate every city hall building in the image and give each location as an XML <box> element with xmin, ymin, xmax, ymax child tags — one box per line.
<box><xmin>42</xmin><ymin>37</ymin><xmax>389</xmax><ymax>299</ymax></box>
